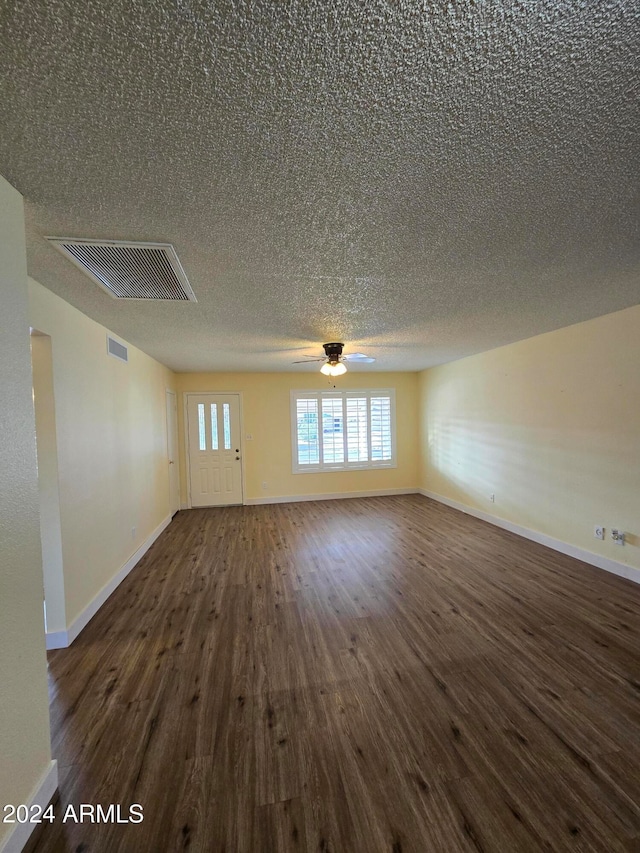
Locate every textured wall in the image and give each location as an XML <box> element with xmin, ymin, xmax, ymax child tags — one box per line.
<box><xmin>0</xmin><ymin>175</ymin><xmax>52</xmax><ymax>848</ymax></box>
<box><xmin>419</xmin><ymin>304</ymin><xmax>640</xmax><ymax>573</ymax></box>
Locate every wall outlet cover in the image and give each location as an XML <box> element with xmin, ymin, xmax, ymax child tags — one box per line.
<box><xmin>611</xmin><ymin>529</ymin><xmax>625</xmax><ymax>545</ymax></box>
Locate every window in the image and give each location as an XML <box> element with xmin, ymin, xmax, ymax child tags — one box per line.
<box><xmin>210</xmin><ymin>403</ymin><xmax>219</xmax><ymax>450</ymax></box>
<box><xmin>199</xmin><ymin>402</ymin><xmax>220</xmax><ymax>450</ymax></box>
<box><xmin>222</xmin><ymin>402</ymin><xmax>231</xmax><ymax>450</ymax></box>
<box><xmin>291</xmin><ymin>389</ymin><xmax>396</xmax><ymax>472</ymax></box>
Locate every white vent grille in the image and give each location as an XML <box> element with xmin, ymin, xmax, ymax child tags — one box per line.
<box><xmin>107</xmin><ymin>336</ymin><xmax>128</xmax><ymax>362</ymax></box>
<box><xmin>46</xmin><ymin>238</ymin><xmax>196</xmax><ymax>301</ymax></box>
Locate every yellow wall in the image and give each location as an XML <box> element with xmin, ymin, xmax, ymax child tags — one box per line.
<box><xmin>419</xmin><ymin>305</ymin><xmax>640</xmax><ymax>572</ymax></box>
<box><xmin>28</xmin><ymin>279</ymin><xmax>177</xmax><ymax>629</ymax></box>
<box><xmin>0</xmin><ymin>176</ymin><xmax>52</xmax><ymax>850</ymax></box>
<box><xmin>176</xmin><ymin>372</ymin><xmax>419</xmax><ymax>502</ymax></box>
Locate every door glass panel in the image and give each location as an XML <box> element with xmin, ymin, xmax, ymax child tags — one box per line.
<box><xmin>210</xmin><ymin>403</ymin><xmax>219</xmax><ymax>450</ymax></box>
<box><xmin>223</xmin><ymin>403</ymin><xmax>231</xmax><ymax>450</ymax></box>
<box><xmin>198</xmin><ymin>403</ymin><xmax>206</xmax><ymax>450</ymax></box>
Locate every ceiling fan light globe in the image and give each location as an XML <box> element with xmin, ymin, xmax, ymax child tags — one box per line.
<box><xmin>329</xmin><ymin>362</ymin><xmax>347</xmax><ymax>376</ymax></box>
<box><xmin>320</xmin><ymin>363</ymin><xmax>332</xmax><ymax>375</ymax></box>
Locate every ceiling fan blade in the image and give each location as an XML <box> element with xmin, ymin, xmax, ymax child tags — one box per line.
<box><xmin>292</xmin><ymin>358</ymin><xmax>325</xmax><ymax>363</ymax></box>
<box><xmin>343</xmin><ymin>353</ymin><xmax>376</xmax><ymax>362</ymax></box>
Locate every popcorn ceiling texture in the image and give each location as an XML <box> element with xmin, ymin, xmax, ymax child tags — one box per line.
<box><xmin>0</xmin><ymin>0</ymin><xmax>638</xmax><ymax>372</ymax></box>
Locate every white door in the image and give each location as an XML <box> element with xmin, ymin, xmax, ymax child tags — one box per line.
<box><xmin>186</xmin><ymin>393</ymin><xmax>243</xmax><ymax>507</ymax></box>
<box><xmin>166</xmin><ymin>390</ymin><xmax>180</xmax><ymax>516</ymax></box>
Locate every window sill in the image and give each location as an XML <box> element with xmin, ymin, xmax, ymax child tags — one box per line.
<box><xmin>293</xmin><ymin>463</ymin><xmax>397</xmax><ymax>474</ymax></box>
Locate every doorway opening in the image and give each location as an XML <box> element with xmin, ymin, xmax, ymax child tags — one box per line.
<box><xmin>30</xmin><ymin>330</ymin><xmax>67</xmax><ymax>647</ymax></box>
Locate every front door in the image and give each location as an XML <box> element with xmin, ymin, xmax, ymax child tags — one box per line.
<box><xmin>186</xmin><ymin>394</ymin><xmax>243</xmax><ymax>507</ymax></box>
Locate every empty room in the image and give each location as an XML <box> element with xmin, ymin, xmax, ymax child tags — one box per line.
<box><xmin>1</xmin><ymin>2</ymin><xmax>639</xmax><ymax>852</ymax></box>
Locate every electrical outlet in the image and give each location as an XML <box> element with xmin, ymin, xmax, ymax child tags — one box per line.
<box><xmin>131</xmin><ymin>526</ymin><xmax>136</xmax><ymax>539</ymax></box>
<box><xmin>611</xmin><ymin>528</ymin><xmax>625</xmax><ymax>546</ymax></box>
<box><xmin>246</xmin><ymin>433</ymin><xmax>253</xmax><ymax>441</ymax></box>
<box><xmin>489</xmin><ymin>494</ymin><xmax>495</xmax><ymax>503</ymax></box>
<box><xmin>594</xmin><ymin>525</ymin><xmax>604</xmax><ymax>540</ymax></box>
<box><xmin>262</xmin><ymin>481</ymin><xmax>268</xmax><ymax>490</ymax></box>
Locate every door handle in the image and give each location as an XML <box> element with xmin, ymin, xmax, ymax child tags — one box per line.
<box><xmin>235</xmin><ymin>456</ymin><xmax>240</xmax><ymax>460</ymax></box>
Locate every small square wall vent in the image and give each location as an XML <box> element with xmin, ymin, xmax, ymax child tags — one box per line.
<box><xmin>46</xmin><ymin>238</ymin><xmax>197</xmax><ymax>301</ymax></box>
<box><xmin>107</xmin><ymin>335</ymin><xmax>128</xmax><ymax>362</ymax></box>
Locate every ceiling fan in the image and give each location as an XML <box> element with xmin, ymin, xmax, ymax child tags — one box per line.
<box><xmin>293</xmin><ymin>342</ymin><xmax>376</xmax><ymax>376</ymax></box>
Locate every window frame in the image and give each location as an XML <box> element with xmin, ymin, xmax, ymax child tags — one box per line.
<box><xmin>290</xmin><ymin>388</ymin><xmax>397</xmax><ymax>474</ymax></box>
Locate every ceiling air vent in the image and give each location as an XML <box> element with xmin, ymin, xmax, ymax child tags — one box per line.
<box><xmin>45</xmin><ymin>238</ymin><xmax>196</xmax><ymax>301</ymax></box>
<box><xmin>107</xmin><ymin>335</ymin><xmax>128</xmax><ymax>363</ymax></box>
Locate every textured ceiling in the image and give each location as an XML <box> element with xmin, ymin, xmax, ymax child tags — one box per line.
<box><xmin>1</xmin><ymin>0</ymin><xmax>639</xmax><ymax>372</ymax></box>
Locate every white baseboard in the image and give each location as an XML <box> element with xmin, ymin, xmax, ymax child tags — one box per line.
<box><xmin>1</xmin><ymin>760</ymin><xmax>58</xmax><ymax>853</ymax></box>
<box><xmin>245</xmin><ymin>487</ymin><xmax>418</xmax><ymax>506</ymax></box>
<box><xmin>419</xmin><ymin>489</ymin><xmax>640</xmax><ymax>586</ymax></box>
<box><xmin>44</xmin><ymin>629</ymin><xmax>68</xmax><ymax>651</ymax></box>
<box><xmin>45</xmin><ymin>514</ymin><xmax>172</xmax><ymax>650</ymax></box>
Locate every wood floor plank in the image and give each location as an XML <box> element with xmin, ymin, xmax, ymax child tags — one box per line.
<box><xmin>29</xmin><ymin>495</ymin><xmax>640</xmax><ymax>852</ymax></box>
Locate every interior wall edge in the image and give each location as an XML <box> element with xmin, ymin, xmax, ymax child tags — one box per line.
<box><xmin>0</xmin><ymin>761</ymin><xmax>58</xmax><ymax>853</ymax></box>
<box><xmin>418</xmin><ymin>489</ymin><xmax>640</xmax><ymax>587</ymax></box>
<box><xmin>0</xmin><ymin>172</ymin><xmax>53</xmax><ymax>852</ymax></box>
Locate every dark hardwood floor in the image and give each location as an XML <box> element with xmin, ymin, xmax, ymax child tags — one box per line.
<box><xmin>30</xmin><ymin>495</ymin><xmax>640</xmax><ymax>852</ymax></box>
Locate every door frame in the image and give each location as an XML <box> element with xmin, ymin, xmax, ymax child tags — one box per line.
<box><xmin>165</xmin><ymin>389</ymin><xmax>180</xmax><ymax>516</ymax></box>
<box><xmin>183</xmin><ymin>391</ymin><xmax>246</xmax><ymax>508</ymax></box>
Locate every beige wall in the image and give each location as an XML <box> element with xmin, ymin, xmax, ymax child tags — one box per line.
<box><xmin>0</xmin><ymin>176</ymin><xmax>52</xmax><ymax>849</ymax></box>
<box><xmin>176</xmin><ymin>372</ymin><xmax>419</xmax><ymax>503</ymax></box>
<box><xmin>419</xmin><ymin>305</ymin><xmax>640</xmax><ymax>572</ymax></box>
<box><xmin>29</xmin><ymin>279</ymin><xmax>177</xmax><ymax>629</ymax></box>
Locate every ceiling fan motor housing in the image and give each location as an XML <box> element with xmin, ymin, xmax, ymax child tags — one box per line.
<box><xmin>323</xmin><ymin>342</ymin><xmax>344</xmax><ymax>363</ymax></box>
